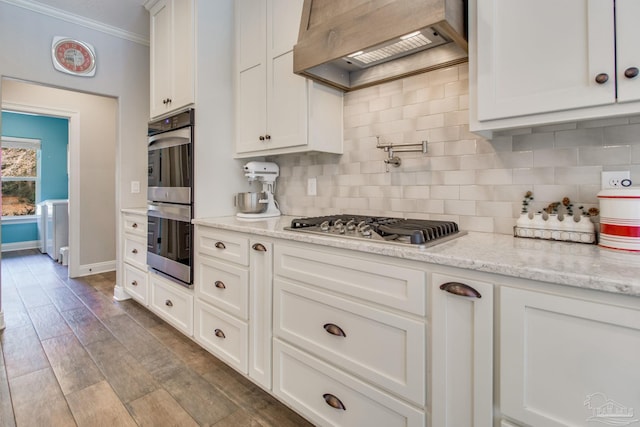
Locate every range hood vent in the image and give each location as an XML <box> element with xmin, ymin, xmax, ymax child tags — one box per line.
<box><xmin>294</xmin><ymin>0</ymin><xmax>468</xmax><ymax>92</ymax></box>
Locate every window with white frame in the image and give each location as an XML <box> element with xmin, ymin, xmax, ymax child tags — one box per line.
<box><xmin>1</xmin><ymin>136</ymin><xmax>41</xmax><ymax>218</ymax></box>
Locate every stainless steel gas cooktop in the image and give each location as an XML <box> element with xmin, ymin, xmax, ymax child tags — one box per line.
<box><xmin>285</xmin><ymin>214</ymin><xmax>466</xmax><ymax>248</ymax></box>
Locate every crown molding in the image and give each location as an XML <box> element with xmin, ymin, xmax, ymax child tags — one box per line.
<box><xmin>0</xmin><ymin>0</ymin><xmax>149</xmax><ymax>46</ymax></box>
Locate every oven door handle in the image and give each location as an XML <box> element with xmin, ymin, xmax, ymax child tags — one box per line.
<box><xmin>148</xmin><ymin>127</ymin><xmax>191</xmax><ymax>150</ymax></box>
<box><xmin>147</xmin><ymin>202</ymin><xmax>191</xmax><ymax>222</ymax></box>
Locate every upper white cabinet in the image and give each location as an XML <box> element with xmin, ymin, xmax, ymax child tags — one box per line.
<box><xmin>148</xmin><ymin>0</ymin><xmax>195</xmax><ymax>119</ymax></box>
<box><xmin>470</xmin><ymin>0</ymin><xmax>640</xmax><ymax>135</ymax></box>
<box><xmin>234</xmin><ymin>0</ymin><xmax>343</xmax><ymax>157</ymax></box>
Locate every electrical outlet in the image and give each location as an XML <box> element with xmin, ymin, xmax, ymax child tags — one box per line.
<box><xmin>601</xmin><ymin>171</ymin><xmax>631</xmax><ymax>189</ymax></box>
<box><xmin>307</xmin><ymin>177</ymin><xmax>317</xmax><ymax>196</ymax></box>
<box><xmin>131</xmin><ymin>180</ymin><xmax>140</xmax><ymax>193</ymax></box>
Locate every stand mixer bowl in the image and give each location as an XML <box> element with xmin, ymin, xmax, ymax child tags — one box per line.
<box><xmin>235</xmin><ymin>192</ymin><xmax>268</xmax><ymax>214</ymax></box>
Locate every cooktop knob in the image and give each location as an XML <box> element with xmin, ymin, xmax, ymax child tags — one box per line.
<box><xmin>320</xmin><ymin>221</ymin><xmax>330</xmax><ymax>232</ymax></box>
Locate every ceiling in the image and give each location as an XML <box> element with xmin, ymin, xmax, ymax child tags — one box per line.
<box><xmin>6</xmin><ymin>0</ymin><xmax>150</xmax><ymax>43</ymax></box>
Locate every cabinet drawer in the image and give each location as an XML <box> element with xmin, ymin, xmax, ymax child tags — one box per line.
<box><xmin>196</xmin><ymin>255</ymin><xmax>249</xmax><ymax>320</ymax></box>
<box><xmin>275</xmin><ymin>244</ymin><xmax>426</xmax><ymax>315</ymax></box>
<box><xmin>123</xmin><ymin>236</ymin><xmax>147</xmax><ymax>270</ymax></box>
<box><xmin>274</xmin><ymin>279</ymin><xmax>425</xmax><ymax>405</ymax></box>
<box><xmin>196</xmin><ymin>227</ymin><xmax>249</xmax><ymax>266</ymax></box>
<box><xmin>123</xmin><ymin>263</ymin><xmax>148</xmax><ymax>305</ymax></box>
<box><xmin>195</xmin><ymin>300</ymin><xmax>248</xmax><ymax>373</ymax></box>
<box><xmin>122</xmin><ymin>213</ymin><xmax>146</xmax><ymax>238</ymax></box>
<box><xmin>150</xmin><ymin>273</ymin><xmax>194</xmax><ymax>336</ymax></box>
<box><xmin>273</xmin><ymin>339</ymin><xmax>425</xmax><ymax>427</ymax></box>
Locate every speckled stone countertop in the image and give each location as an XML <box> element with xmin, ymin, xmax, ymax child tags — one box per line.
<box><xmin>192</xmin><ymin>215</ymin><xmax>640</xmax><ymax>297</ymax></box>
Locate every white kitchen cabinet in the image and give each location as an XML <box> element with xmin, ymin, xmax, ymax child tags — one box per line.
<box><xmin>273</xmin><ymin>339</ymin><xmax>425</xmax><ymax>427</ymax></box>
<box><xmin>234</xmin><ymin>0</ymin><xmax>343</xmax><ymax>157</ymax></box>
<box><xmin>121</xmin><ymin>211</ymin><xmax>149</xmax><ymax>305</ymax></box>
<box><xmin>150</xmin><ymin>272</ymin><xmax>194</xmax><ymax>336</ymax></box>
<box><xmin>431</xmin><ymin>273</ymin><xmax>493</xmax><ymax>427</ymax></box>
<box><xmin>470</xmin><ymin>0</ymin><xmax>640</xmax><ymax>135</ymax></box>
<box><xmin>148</xmin><ymin>0</ymin><xmax>194</xmax><ymax>119</ymax></box>
<box><xmin>500</xmin><ymin>286</ymin><xmax>640</xmax><ymax>427</ymax></box>
<box><xmin>193</xmin><ymin>226</ymin><xmax>273</xmax><ymax>388</ymax></box>
<box><xmin>272</xmin><ymin>242</ymin><xmax>427</xmax><ymax>423</ymax></box>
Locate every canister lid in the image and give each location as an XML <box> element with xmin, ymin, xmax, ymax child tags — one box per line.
<box><xmin>597</xmin><ymin>187</ymin><xmax>640</xmax><ymax>198</ymax></box>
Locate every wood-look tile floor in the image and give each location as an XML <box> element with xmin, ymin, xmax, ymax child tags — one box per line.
<box><xmin>0</xmin><ymin>249</ymin><xmax>313</xmax><ymax>427</ymax></box>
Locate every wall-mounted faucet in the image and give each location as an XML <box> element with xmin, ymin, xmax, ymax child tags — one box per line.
<box><xmin>376</xmin><ymin>136</ymin><xmax>428</xmax><ymax>172</ymax></box>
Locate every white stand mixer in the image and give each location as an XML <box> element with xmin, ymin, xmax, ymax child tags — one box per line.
<box><xmin>236</xmin><ymin>161</ymin><xmax>281</xmax><ymax>219</ymax></box>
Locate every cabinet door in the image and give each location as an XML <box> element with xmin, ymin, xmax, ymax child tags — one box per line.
<box><xmin>431</xmin><ymin>274</ymin><xmax>493</xmax><ymax>427</ymax></box>
<box><xmin>169</xmin><ymin>0</ymin><xmax>194</xmax><ymax>112</ymax></box>
<box><xmin>249</xmin><ymin>239</ymin><xmax>273</xmax><ymax>389</ymax></box>
<box><xmin>150</xmin><ymin>0</ymin><xmax>172</xmax><ymax>118</ymax></box>
<box><xmin>500</xmin><ymin>286</ymin><xmax>640</xmax><ymax>427</ymax></box>
<box><xmin>235</xmin><ymin>0</ymin><xmax>268</xmax><ymax>153</ymax></box>
<box><xmin>616</xmin><ymin>0</ymin><xmax>640</xmax><ymax>103</ymax></box>
<box><xmin>477</xmin><ymin>0</ymin><xmax>615</xmax><ymax>121</ymax></box>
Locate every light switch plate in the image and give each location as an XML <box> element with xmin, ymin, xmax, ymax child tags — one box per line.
<box><xmin>307</xmin><ymin>177</ymin><xmax>317</xmax><ymax>196</ymax></box>
<box><xmin>131</xmin><ymin>180</ymin><xmax>140</xmax><ymax>193</ymax></box>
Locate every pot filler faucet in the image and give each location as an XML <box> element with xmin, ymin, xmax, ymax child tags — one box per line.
<box><xmin>376</xmin><ymin>136</ymin><xmax>428</xmax><ymax>172</ymax></box>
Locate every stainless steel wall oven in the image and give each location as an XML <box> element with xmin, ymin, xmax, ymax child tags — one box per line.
<box><xmin>147</xmin><ymin>108</ymin><xmax>194</xmax><ymax>287</ymax></box>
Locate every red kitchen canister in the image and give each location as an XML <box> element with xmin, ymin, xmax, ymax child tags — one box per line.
<box><xmin>597</xmin><ymin>188</ymin><xmax>640</xmax><ymax>252</ymax></box>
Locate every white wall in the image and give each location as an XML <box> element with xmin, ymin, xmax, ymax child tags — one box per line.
<box><xmin>0</xmin><ymin>1</ymin><xmax>149</xmax><ymax>279</ymax></box>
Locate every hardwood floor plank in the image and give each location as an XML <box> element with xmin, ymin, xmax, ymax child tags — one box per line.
<box><xmin>1</xmin><ymin>324</ymin><xmax>50</xmax><ymax>379</ymax></box>
<box><xmin>0</xmin><ymin>342</ymin><xmax>16</xmax><ymax>427</ymax></box>
<box><xmin>43</xmin><ymin>286</ymin><xmax>86</xmax><ymax>312</ymax></box>
<box><xmin>16</xmin><ymin>284</ymin><xmax>52</xmax><ymax>308</ymax></box>
<box><xmin>41</xmin><ymin>334</ymin><xmax>104</xmax><ymax>395</ymax></box>
<box><xmin>75</xmin><ymin>290</ymin><xmax>126</xmax><ymax>320</ymax></box>
<box><xmin>28</xmin><ymin>304</ymin><xmax>73</xmax><ymax>340</ymax></box>
<box><xmin>127</xmin><ymin>388</ymin><xmax>199</xmax><ymax>427</ymax></box>
<box><xmin>10</xmin><ymin>368</ymin><xmax>76</xmax><ymax>427</ymax></box>
<box><xmin>84</xmin><ymin>336</ymin><xmax>159</xmax><ymax>403</ymax></box>
<box><xmin>212</xmin><ymin>409</ymin><xmax>265</xmax><ymax>427</ymax></box>
<box><xmin>66</xmin><ymin>380</ymin><xmax>137</xmax><ymax>427</ymax></box>
<box><xmin>203</xmin><ymin>365</ymin><xmax>313</xmax><ymax>427</ymax></box>
<box><xmin>158</xmin><ymin>364</ymin><xmax>238</xmax><ymax>426</ymax></box>
<box><xmin>60</xmin><ymin>306</ymin><xmax>114</xmax><ymax>346</ymax></box>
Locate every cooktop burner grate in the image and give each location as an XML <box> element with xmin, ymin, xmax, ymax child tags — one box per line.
<box><xmin>287</xmin><ymin>214</ymin><xmax>465</xmax><ymax>247</ymax></box>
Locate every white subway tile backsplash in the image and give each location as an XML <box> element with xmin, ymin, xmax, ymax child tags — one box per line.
<box><xmin>271</xmin><ymin>63</ymin><xmax>638</xmax><ymax>235</ymax></box>
<box><xmin>579</xmin><ymin>145</ymin><xmax>631</xmax><ymax>165</ymax></box>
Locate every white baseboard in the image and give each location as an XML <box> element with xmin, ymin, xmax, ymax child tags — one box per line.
<box><xmin>113</xmin><ymin>285</ymin><xmax>131</xmax><ymax>301</ymax></box>
<box><xmin>73</xmin><ymin>260</ymin><xmax>116</xmax><ymax>277</ymax></box>
<box><xmin>1</xmin><ymin>240</ymin><xmax>39</xmax><ymax>252</ymax></box>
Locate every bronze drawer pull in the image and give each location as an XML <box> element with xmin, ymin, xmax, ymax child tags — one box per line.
<box><xmin>259</xmin><ymin>135</ymin><xmax>265</xmax><ymax>141</ymax></box>
<box><xmin>323</xmin><ymin>323</ymin><xmax>346</xmax><ymax>337</ymax></box>
<box><xmin>132</xmin><ymin>248</ymin><xmax>138</xmax><ymax>254</ymax></box>
<box><xmin>214</xmin><ymin>242</ymin><xmax>226</xmax><ymax>249</ymax></box>
<box><xmin>215</xmin><ymin>280</ymin><xmax>226</xmax><ymax>289</ymax></box>
<box><xmin>625</xmin><ymin>67</ymin><xmax>639</xmax><ymax>79</ymax></box>
<box><xmin>165</xmin><ymin>299</ymin><xmax>173</xmax><ymax>307</ymax></box>
<box><xmin>214</xmin><ymin>329</ymin><xmax>225</xmax><ymax>338</ymax></box>
<box><xmin>252</xmin><ymin>243</ymin><xmax>267</xmax><ymax>252</ymax></box>
<box><xmin>131</xmin><ymin>280</ymin><xmax>138</xmax><ymax>287</ymax></box>
<box><xmin>132</xmin><ymin>223</ymin><xmax>138</xmax><ymax>228</ymax></box>
<box><xmin>595</xmin><ymin>73</ymin><xmax>609</xmax><ymax>84</ymax></box>
<box><xmin>440</xmin><ymin>282</ymin><xmax>482</xmax><ymax>298</ymax></box>
<box><xmin>323</xmin><ymin>393</ymin><xmax>346</xmax><ymax>411</ymax></box>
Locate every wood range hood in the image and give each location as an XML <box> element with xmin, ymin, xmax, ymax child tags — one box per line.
<box><xmin>293</xmin><ymin>0</ymin><xmax>468</xmax><ymax>92</ymax></box>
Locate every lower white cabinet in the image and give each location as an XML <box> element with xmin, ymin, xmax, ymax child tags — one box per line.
<box><xmin>123</xmin><ymin>263</ymin><xmax>149</xmax><ymax>304</ymax></box>
<box><xmin>500</xmin><ymin>286</ymin><xmax>640</xmax><ymax>427</ymax></box>
<box><xmin>195</xmin><ymin>299</ymin><xmax>248</xmax><ymax>371</ymax></box>
<box><xmin>431</xmin><ymin>273</ymin><xmax>493</xmax><ymax>427</ymax></box>
<box><xmin>149</xmin><ymin>273</ymin><xmax>194</xmax><ymax>336</ymax></box>
<box><xmin>273</xmin><ymin>339</ymin><xmax>425</xmax><ymax>427</ymax></box>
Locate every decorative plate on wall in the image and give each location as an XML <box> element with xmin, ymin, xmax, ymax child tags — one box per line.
<box><xmin>51</xmin><ymin>37</ymin><xmax>96</xmax><ymax>77</ymax></box>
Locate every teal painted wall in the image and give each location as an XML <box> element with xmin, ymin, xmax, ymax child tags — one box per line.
<box><xmin>2</xmin><ymin>112</ymin><xmax>69</xmax><ymax>244</ymax></box>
